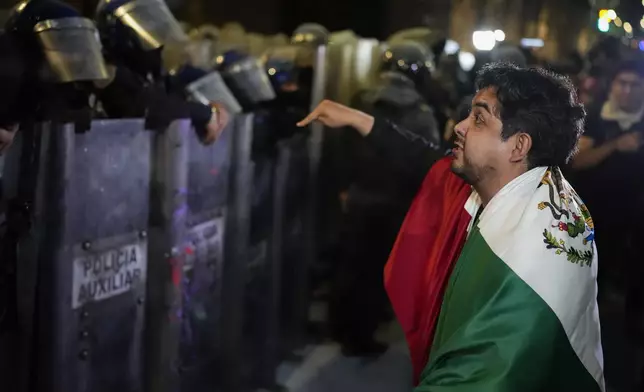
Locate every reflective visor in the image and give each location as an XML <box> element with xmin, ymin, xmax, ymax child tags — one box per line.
<box><xmin>186</xmin><ymin>71</ymin><xmax>243</xmax><ymax>114</ymax></box>
<box><xmin>222</xmin><ymin>57</ymin><xmax>276</xmax><ymax>106</ymax></box>
<box><xmin>34</xmin><ymin>17</ymin><xmax>108</xmax><ymax>82</ymax></box>
<box><xmin>114</xmin><ymin>0</ymin><xmax>188</xmax><ymax>50</ymax></box>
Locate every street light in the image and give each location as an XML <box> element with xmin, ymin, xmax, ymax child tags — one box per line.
<box><xmin>472</xmin><ymin>30</ymin><xmax>496</xmax><ymax>51</ymax></box>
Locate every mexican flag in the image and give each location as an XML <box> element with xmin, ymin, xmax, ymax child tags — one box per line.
<box><xmin>385</xmin><ymin>158</ymin><xmax>604</xmax><ymax>391</ymax></box>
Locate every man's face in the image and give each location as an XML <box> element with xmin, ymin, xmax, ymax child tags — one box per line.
<box><xmin>451</xmin><ymin>88</ymin><xmax>514</xmax><ymax>184</ymax></box>
<box><xmin>611</xmin><ymin>71</ymin><xmax>644</xmax><ymax>112</ymax></box>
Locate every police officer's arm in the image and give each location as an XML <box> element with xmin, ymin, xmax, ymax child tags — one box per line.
<box><xmin>96</xmin><ymin>65</ymin><xmax>227</xmax><ymax>144</ymax></box>
<box><xmin>298</xmin><ymin>100</ymin><xmax>442</xmax><ymax>187</ymax></box>
<box><xmin>185</xmin><ymin>101</ymin><xmax>228</xmax><ymax>145</ymax></box>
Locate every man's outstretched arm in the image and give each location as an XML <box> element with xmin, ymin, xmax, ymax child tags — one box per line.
<box><xmin>298</xmin><ymin>100</ymin><xmax>444</xmax><ymax>189</ymax></box>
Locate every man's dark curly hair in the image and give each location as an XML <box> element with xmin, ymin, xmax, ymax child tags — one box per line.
<box><xmin>475</xmin><ymin>63</ymin><xmax>586</xmax><ymax>169</ymax></box>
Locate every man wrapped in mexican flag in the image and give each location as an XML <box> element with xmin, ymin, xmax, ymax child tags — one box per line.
<box><xmin>298</xmin><ymin>63</ymin><xmax>604</xmax><ymax>391</ymax></box>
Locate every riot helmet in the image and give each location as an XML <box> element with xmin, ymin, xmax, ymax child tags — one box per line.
<box><xmin>217</xmin><ymin>49</ymin><xmax>276</xmax><ymax>110</ymax></box>
<box><xmin>387</xmin><ymin>27</ymin><xmax>446</xmax><ymax>61</ymax></box>
<box><xmin>380</xmin><ymin>41</ymin><xmax>435</xmax><ymax>93</ymax></box>
<box><xmin>291</xmin><ymin>23</ymin><xmax>328</xmax><ymax>47</ymax></box>
<box><xmin>170</xmin><ymin>64</ymin><xmax>242</xmax><ymax>114</ymax></box>
<box><xmin>95</xmin><ymin>0</ymin><xmax>188</xmax><ymax>77</ymax></box>
<box><xmin>5</xmin><ymin>0</ymin><xmax>108</xmax><ymax>83</ymax></box>
<box><xmin>263</xmin><ymin>44</ymin><xmax>315</xmax><ymax>103</ymax></box>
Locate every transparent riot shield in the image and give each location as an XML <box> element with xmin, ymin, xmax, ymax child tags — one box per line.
<box><xmin>244</xmin><ymin>109</ymin><xmax>281</xmax><ymax>391</ymax></box>
<box><xmin>145</xmin><ymin>119</ymin><xmax>192</xmax><ymax>392</ymax></box>
<box><xmin>2</xmin><ymin>120</ymin><xmax>152</xmax><ymax>392</ymax></box>
<box><xmin>219</xmin><ymin>113</ymin><xmax>254</xmax><ymax>392</ymax></box>
<box><xmin>218</xmin><ymin>110</ymin><xmax>294</xmax><ymax>392</ymax></box>
<box><xmin>274</xmin><ymin>133</ymin><xmax>310</xmax><ymax>356</ymax></box>
<box><xmin>177</xmin><ymin>116</ymin><xmax>234</xmax><ymax>391</ymax></box>
<box><xmin>295</xmin><ymin>43</ymin><xmax>327</xmax><ymax>351</ymax></box>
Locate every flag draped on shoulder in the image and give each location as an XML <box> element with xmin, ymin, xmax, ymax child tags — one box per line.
<box><xmin>384</xmin><ymin>157</ymin><xmax>472</xmax><ymax>383</ymax></box>
<box><xmin>385</xmin><ymin>158</ymin><xmax>605</xmax><ymax>391</ymax></box>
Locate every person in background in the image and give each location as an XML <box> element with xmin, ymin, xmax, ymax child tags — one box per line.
<box><xmin>330</xmin><ymin>42</ymin><xmax>442</xmax><ymax>357</ymax></box>
<box><xmin>571</xmin><ymin>60</ymin><xmax>644</xmax><ymax>392</ymax></box>
<box><xmin>298</xmin><ymin>63</ymin><xmax>603</xmax><ymax>391</ymax></box>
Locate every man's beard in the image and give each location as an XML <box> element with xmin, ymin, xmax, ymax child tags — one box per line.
<box><xmin>450</xmin><ymin>154</ymin><xmax>482</xmax><ymax>185</ymax></box>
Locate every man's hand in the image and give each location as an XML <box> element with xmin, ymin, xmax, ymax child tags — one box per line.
<box><xmin>297</xmin><ymin>99</ymin><xmax>375</xmax><ymax>137</ymax></box>
<box><xmin>615</xmin><ymin>132</ymin><xmax>641</xmax><ymax>152</ymax></box>
<box><xmin>202</xmin><ymin>103</ymin><xmax>230</xmax><ymax>145</ymax></box>
<box><xmin>0</xmin><ymin>124</ymin><xmax>18</xmax><ymax>155</ymax></box>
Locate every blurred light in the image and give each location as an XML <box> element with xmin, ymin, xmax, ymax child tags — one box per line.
<box><xmin>640</xmin><ymin>41</ymin><xmax>644</xmax><ymax>51</ymax></box>
<box><xmin>458</xmin><ymin>51</ymin><xmax>476</xmax><ymax>72</ymax></box>
<box><xmin>215</xmin><ymin>55</ymin><xmax>224</xmax><ymax>64</ymax></box>
<box><xmin>640</xmin><ymin>18</ymin><xmax>644</xmax><ymax>29</ymax></box>
<box><xmin>625</xmin><ymin>22</ymin><xmax>633</xmax><ymax>33</ymax></box>
<box><xmin>397</xmin><ymin>59</ymin><xmax>405</xmax><ymax>67</ymax></box>
<box><xmin>598</xmin><ymin>18</ymin><xmax>610</xmax><ymax>32</ymax></box>
<box><xmin>607</xmin><ymin>9</ymin><xmax>617</xmax><ymax>20</ymax></box>
<box><xmin>268</xmin><ymin>68</ymin><xmax>276</xmax><ymax>76</ymax></box>
<box><xmin>520</xmin><ymin>38</ymin><xmax>545</xmax><ymax>48</ymax></box>
<box><xmin>472</xmin><ymin>30</ymin><xmax>496</xmax><ymax>51</ymax></box>
<box><xmin>615</xmin><ymin>17</ymin><xmax>623</xmax><ymax>27</ymax></box>
<box><xmin>494</xmin><ymin>29</ymin><xmax>506</xmax><ymax>42</ymax></box>
<box><xmin>599</xmin><ymin>9</ymin><xmax>608</xmax><ymax>18</ymax></box>
<box><xmin>410</xmin><ymin>64</ymin><xmax>419</xmax><ymax>72</ymax></box>
<box><xmin>384</xmin><ymin>50</ymin><xmax>393</xmax><ymax>59</ymax></box>
<box><xmin>444</xmin><ymin>39</ymin><xmax>460</xmax><ymax>55</ymax></box>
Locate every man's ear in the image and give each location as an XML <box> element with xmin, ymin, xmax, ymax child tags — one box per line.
<box><xmin>510</xmin><ymin>132</ymin><xmax>532</xmax><ymax>163</ymax></box>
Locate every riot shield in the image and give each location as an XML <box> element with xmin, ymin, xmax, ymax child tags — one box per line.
<box><xmin>218</xmin><ymin>111</ymin><xmax>290</xmax><ymax>392</ymax></box>
<box><xmin>145</xmin><ymin>119</ymin><xmax>193</xmax><ymax>392</ymax></box>
<box><xmin>274</xmin><ymin>133</ymin><xmax>310</xmax><ymax>356</ymax></box>
<box><xmin>177</xmin><ymin>115</ymin><xmax>234</xmax><ymax>390</ymax></box>
<box><xmin>297</xmin><ymin>42</ymin><xmax>326</xmax><ymax>351</ymax></box>
<box><xmin>219</xmin><ymin>113</ymin><xmax>254</xmax><ymax>392</ymax></box>
<box><xmin>244</xmin><ymin>110</ymin><xmax>282</xmax><ymax>390</ymax></box>
<box><xmin>2</xmin><ymin>120</ymin><xmax>152</xmax><ymax>392</ymax></box>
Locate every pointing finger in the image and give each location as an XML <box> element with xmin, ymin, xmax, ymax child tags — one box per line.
<box><xmin>296</xmin><ymin>107</ymin><xmax>321</xmax><ymax>127</ymax></box>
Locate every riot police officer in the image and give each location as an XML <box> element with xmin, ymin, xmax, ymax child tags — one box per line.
<box><xmin>94</xmin><ymin>0</ymin><xmax>227</xmax><ymax>143</ymax></box>
<box><xmin>381</xmin><ymin>41</ymin><xmax>449</xmax><ymax>132</ymax></box>
<box><xmin>291</xmin><ymin>23</ymin><xmax>329</xmax><ymax>47</ymax></box>
<box><xmin>330</xmin><ymin>41</ymin><xmax>443</xmax><ymax>357</ymax></box>
<box><xmin>3</xmin><ymin>0</ymin><xmax>110</xmax><ymax>126</ymax></box>
<box><xmin>0</xmin><ymin>1</ymin><xmax>112</xmax><ymax>387</ymax></box>
<box><xmin>263</xmin><ymin>44</ymin><xmax>317</xmax><ymax>138</ymax></box>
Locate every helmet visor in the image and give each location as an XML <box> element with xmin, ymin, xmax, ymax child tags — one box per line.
<box><xmin>114</xmin><ymin>0</ymin><xmax>188</xmax><ymax>51</ymax></box>
<box><xmin>34</xmin><ymin>17</ymin><xmax>108</xmax><ymax>82</ymax></box>
<box><xmin>186</xmin><ymin>71</ymin><xmax>243</xmax><ymax>114</ymax></box>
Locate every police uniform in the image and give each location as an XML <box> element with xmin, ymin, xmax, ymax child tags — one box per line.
<box><xmin>331</xmin><ymin>44</ymin><xmax>443</xmax><ymax>356</ymax></box>
<box><xmin>94</xmin><ymin>0</ymin><xmax>215</xmax><ymax>135</ymax></box>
